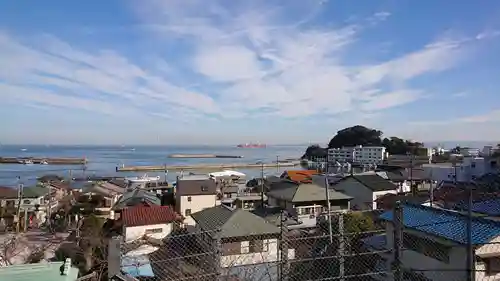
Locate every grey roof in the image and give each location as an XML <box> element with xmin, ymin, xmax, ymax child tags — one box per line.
<box><xmin>266</xmin><ymin>181</ymin><xmax>352</xmax><ymax>203</ymax></box>
<box><xmin>349</xmin><ymin>174</ymin><xmax>399</xmax><ymax>192</ymax></box>
<box><xmin>191</xmin><ymin>205</ymin><xmax>281</xmax><ymax>238</ymax></box>
<box><xmin>112</xmin><ymin>189</ymin><xmax>161</xmax><ymax>210</ymax></box>
<box><xmin>176</xmin><ymin>178</ymin><xmax>216</xmax><ymax>196</ymax></box>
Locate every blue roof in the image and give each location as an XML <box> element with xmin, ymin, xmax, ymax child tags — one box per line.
<box><xmin>455</xmin><ymin>198</ymin><xmax>500</xmax><ymax>216</ymax></box>
<box><xmin>379</xmin><ymin>203</ymin><xmax>500</xmax><ymax>245</ymax></box>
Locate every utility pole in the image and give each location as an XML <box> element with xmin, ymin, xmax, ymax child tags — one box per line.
<box><xmin>407</xmin><ymin>152</ymin><xmax>415</xmax><ymax>196</ymax></box>
<box><xmin>338</xmin><ymin>212</ymin><xmax>345</xmax><ymax>281</ymax></box>
<box><xmin>260</xmin><ymin>161</ymin><xmax>265</xmax><ymax>207</ymax></box>
<box><xmin>466</xmin><ymin>183</ymin><xmax>475</xmax><ymax>281</ymax></box>
<box><xmin>46</xmin><ymin>183</ymin><xmax>52</xmax><ymax>231</ymax></box>
<box><xmin>276</xmin><ymin>155</ymin><xmax>279</xmax><ymax>172</ymax></box>
<box><xmin>324</xmin><ymin>174</ymin><xmax>333</xmax><ymax>243</ymax></box>
<box><xmin>16</xmin><ymin>177</ymin><xmax>24</xmax><ymax>233</ymax></box>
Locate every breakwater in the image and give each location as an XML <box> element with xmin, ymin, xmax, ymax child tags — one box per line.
<box><xmin>168</xmin><ymin>154</ymin><xmax>243</xmax><ymax>159</ymax></box>
<box><xmin>116</xmin><ymin>161</ymin><xmax>299</xmax><ymax>172</ymax></box>
<box><xmin>0</xmin><ymin>157</ymin><xmax>87</xmax><ymax>165</ymax></box>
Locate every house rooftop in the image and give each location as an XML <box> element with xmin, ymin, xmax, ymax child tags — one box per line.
<box><xmin>281</xmin><ymin>170</ymin><xmax>318</xmax><ymax>183</ymax></box>
<box><xmin>112</xmin><ymin>189</ymin><xmax>161</xmax><ymax>211</ymax></box>
<box><xmin>176</xmin><ymin>178</ymin><xmax>216</xmax><ymax>196</ymax></box>
<box><xmin>0</xmin><ymin>186</ymin><xmax>47</xmax><ymax>199</ymax></box>
<box><xmin>380</xmin><ymin>203</ymin><xmax>500</xmax><ymax>245</ymax></box>
<box><xmin>349</xmin><ymin>174</ymin><xmax>399</xmax><ymax>192</ymax></box>
<box><xmin>454</xmin><ymin>198</ymin><xmax>500</xmax><ymax>216</ymax></box>
<box><xmin>192</xmin><ymin>205</ymin><xmax>281</xmax><ymax>238</ymax></box>
<box><xmin>122</xmin><ymin>205</ymin><xmax>182</xmax><ymax>227</ymax></box>
<box><xmin>0</xmin><ymin>259</ymin><xmax>78</xmax><ymax>281</ymax></box>
<box><xmin>267</xmin><ymin>180</ymin><xmax>352</xmax><ymax>203</ymax></box>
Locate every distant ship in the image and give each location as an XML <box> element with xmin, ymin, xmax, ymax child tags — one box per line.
<box><xmin>237</xmin><ymin>143</ymin><xmax>267</xmax><ymax>148</ymax></box>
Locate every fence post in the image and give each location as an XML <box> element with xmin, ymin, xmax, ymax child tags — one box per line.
<box><xmin>214</xmin><ymin>228</ymin><xmax>223</xmax><ymax>281</ymax></box>
<box><xmin>393</xmin><ymin>201</ymin><xmax>403</xmax><ymax>281</ymax></box>
<box><xmin>279</xmin><ymin>210</ymin><xmax>289</xmax><ymax>281</ymax></box>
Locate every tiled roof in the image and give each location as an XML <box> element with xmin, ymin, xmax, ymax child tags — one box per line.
<box><xmin>350</xmin><ymin>174</ymin><xmax>399</xmax><ymax>192</ymax></box>
<box><xmin>191</xmin><ymin>205</ymin><xmax>281</xmax><ymax>238</ymax></box>
<box><xmin>267</xmin><ymin>180</ymin><xmax>352</xmax><ymax>203</ymax></box>
<box><xmin>375</xmin><ymin>192</ymin><xmax>430</xmax><ymax>210</ymax></box>
<box><xmin>112</xmin><ymin>189</ymin><xmax>161</xmax><ymax>210</ymax></box>
<box><xmin>0</xmin><ymin>186</ymin><xmax>47</xmax><ymax>199</ymax></box>
<box><xmin>281</xmin><ymin>170</ymin><xmax>318</xmax><ymax>183</ymax></box>
<box><xmin>122</xmin><ymin>205</ymin><xmax>182</xmax><ymax>227</ymax></box>
<box><xmin>379</xmin><ymin>203</ymin><xmax>500</xmax><ymax>245</ymax></box>
<box><xmin>454</xmin><ymin>198</ymin><xmax>500</xmax><ymax>216</ymax></box>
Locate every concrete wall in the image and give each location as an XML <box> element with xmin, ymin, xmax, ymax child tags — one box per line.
<box><xmin>178</xmin><ymin>194</ymin><xmax>217</xmax><ymax>226</ymax></box>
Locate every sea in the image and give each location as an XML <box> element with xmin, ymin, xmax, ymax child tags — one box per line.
<box><xmin>0</xmin><ymin>145</ymin><xmax>307</xmax><ymax>187</ymax></box>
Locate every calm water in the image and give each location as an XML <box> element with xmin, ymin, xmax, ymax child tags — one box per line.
<box><xmin>0</xmin><ymin>145</ymin><xmax>306</xmax><ymax>186</ymax></box>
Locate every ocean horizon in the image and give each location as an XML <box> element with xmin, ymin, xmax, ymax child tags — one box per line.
<box><xmin>0</xmin><ymin>144</ymin><xmax>307</xmax><ymax>187</ymax></box>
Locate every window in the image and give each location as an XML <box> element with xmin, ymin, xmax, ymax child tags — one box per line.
<box><xmin>23</xmin><ymin>199</ymin><xmax>31</xmax><ymax>204</ymax></box>
<box><xmin>145</xmin><ymin>228</ymin><xmax>163</xmax><ymax>234</ymax></box>
<box><xmin>403</xmin><ymin>233</ymin><xmax>449</xmax><ymax>262</ymax></box>
<box><xmin>185</xmin><ymin>209</ymin><xmax>192</xmax><ymax>216</ymax></box>
<box><xmin>201</xmin><ymin>185</ymin><xmax>208</xmax><ymax>192</ymax></box>
<box><xmin>187</xmin><ymin>196</ymin><xmax>192</xmax><ymax>202</ymax></box>
<box><xmin>480</xmin><ymin>257</ymin><xmax>500</xmax><ymax>275</ymax></box>
<box><xmin>249</xmin><ymin>239</ymin><xmax>267</xmax><ymax>253</ymax></box>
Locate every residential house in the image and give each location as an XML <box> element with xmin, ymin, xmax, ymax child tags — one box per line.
<box><xmin>378</xmin><ymin>203</ymin><xmax>500</xmax><ymax>281</ymax></box>
<box><xmin>280</xmin><ymin>170</ymin><xmax>318</xmax><ymax>183</ymax></box>
<box><xmin>0</xmin><ymin>258</ymin><xmax>80</xmax><ymax>281</ymax></box>
<box><xmin>175</xmin><ymin>175</ymin><xmax>217</xmax><ymax>226</ymax></box>
<box><xmin>121</xmin><ymin>205</ymin><xmax>183</xmax><ymax>242</ymax></box>
<box><xmin>81</xmin><ymin>182</ymin><xmax>126</xmax><ymax>219</ymax></box>
<box><xmin>192</xmin><ymin>205</ymin><xmax>295</xmax><ymax>280</ymax></box>
<box><xmin>112</xmin><ymin>188</ymin><xmax>162</xmax><ymax>219</ymax></box>
<box><xmin>0</xmin><ymin>186</ymin><xmax>58</xmax><ymax>225</ymax></box>
<box><xmin>266</xmin><ymin>180</ymin><xmax>352</xmax><ymax>227</ymax></box>
<box><xmin>330</xmin><ymin>174</ymin><xmax>400</xmax><ymax>210</ymax></box>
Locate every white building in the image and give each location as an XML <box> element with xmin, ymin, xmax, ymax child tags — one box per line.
<box><xmin>372</xmin><ymin>203</ymin><xmax>500</xmax><ymax>281</ymax></box>
<box><xmin>422</xmin><ymin>157</ymin><xmax>498</xmax><ymax>183</ymax></box>
<box><xmin>121</xmin><ymin>205</ymin><xmax>182</xmax><ymax>242</ymax></box>
<box><xmin>328</xmin><ymin>145</ymin><xmax>386</xmax><ymax>165</ymax></box>
<box><xmin>175</xmin><ymin>175</ymin><xmax>218</xmax><ymax>226</ymax></box>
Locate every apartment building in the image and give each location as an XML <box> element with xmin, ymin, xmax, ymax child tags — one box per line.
<box><xmin>328</xmin><ymin>145</ymin><xmax>386</xmax><ymax>165</ymax></box>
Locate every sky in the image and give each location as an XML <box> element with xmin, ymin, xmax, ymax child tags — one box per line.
<box><xmin>1</xmin><ymin>0</ymin><xmax>500</xmax><ymax>145</ymax></box>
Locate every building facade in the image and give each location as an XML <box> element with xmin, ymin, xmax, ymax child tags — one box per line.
<box><xmin>328</xmin><ymin>145</ymin><xmax>386</xmax><ymax>165</ymax></box>
<box><xmin>175</xmin><ymin>176</ymin><xmax>218</xmax><ymax>226</ymax></box>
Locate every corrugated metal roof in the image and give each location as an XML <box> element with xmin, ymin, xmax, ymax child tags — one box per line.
<box><xmin>379</xmin><ymin>203</ymin><xmax>500</xmax><ymax>245</ymax></box>
<box><xmin>0</xmin><ymin>261</ymin><xmax>79</xmax><ymax>281</ymax></box>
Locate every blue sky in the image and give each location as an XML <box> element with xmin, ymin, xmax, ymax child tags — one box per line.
<box><xmin>1</xmin><ymin>0</ymin><xmax>500</xmax><ymax>145</ymax></box>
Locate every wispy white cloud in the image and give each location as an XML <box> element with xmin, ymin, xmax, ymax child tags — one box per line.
<box><xmin>0</xmin><ymin>0</ymin><xmax>495</xmax><ymax>128</ymax></box>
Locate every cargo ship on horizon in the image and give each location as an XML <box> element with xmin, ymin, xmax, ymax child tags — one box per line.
<box><xmin>236</xmin><ymin>143</ymin><xmax>267</xmax><ymax>148</ymax></box>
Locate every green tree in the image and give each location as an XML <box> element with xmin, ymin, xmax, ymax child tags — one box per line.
<box><xmin>301</xmin><ymin>144</ymin><xmax>327</xmax><ymax>160</ymax></box>
<box><xmin>302</xmin><ymin>125</ymin><xmax>425</xmax><ymax>158</ymax></box>
<box><xmin>328</xmin><ymin>125</ymin><xmax>383</xmax><ymax>148</ymax></box>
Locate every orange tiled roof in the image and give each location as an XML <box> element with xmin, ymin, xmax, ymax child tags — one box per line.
<box><xmin>282</xmin><ymin>170</ymin><xmax>318</xmax><ymax>183</ymax></box>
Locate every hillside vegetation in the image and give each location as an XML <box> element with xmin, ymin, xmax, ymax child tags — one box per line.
<box><xmin>302</xmin><ymin>125</ymin><xmax>424</xmax><ymax>160</ymax></box>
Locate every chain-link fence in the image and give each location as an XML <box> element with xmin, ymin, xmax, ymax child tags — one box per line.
<box><xmin>117</xmin><ymin>199</ymin><xmax>500</xmax><ymax>281</ymax></box>
<box><xmin>119</xmin><ymin>211</ymin><xmax>392</xmax><ymax>281</ymax></box>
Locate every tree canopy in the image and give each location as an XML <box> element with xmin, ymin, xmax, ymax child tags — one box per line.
<box><xmin>302</xmin><ymin>125</ymin><xmax>424</xmax><ymax>159</ymax></box>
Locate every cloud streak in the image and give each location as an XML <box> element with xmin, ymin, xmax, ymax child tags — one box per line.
<box><xmin>0</xmin><ymin>0</ymin><xmax>495</xmax><ymax>129</ymax></box>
